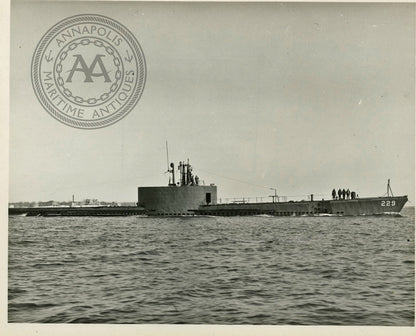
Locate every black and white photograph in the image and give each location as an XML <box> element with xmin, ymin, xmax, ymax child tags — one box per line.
<box><xmin>3</xmin><ymin>0</ymin><xmax>415</xmax><ymax>335</ymax></box>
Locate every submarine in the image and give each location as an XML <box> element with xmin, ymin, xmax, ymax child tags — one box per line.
<box><xmin>9</xmin><ymin>158</ymin><xmax>408</xmax><ymax>217</ymax></box>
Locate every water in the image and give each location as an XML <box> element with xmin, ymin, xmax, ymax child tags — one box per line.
<box><xmin>8</xmin><ymin>208</ymin><xmax>414</xmax><ymax>325</ymax></box>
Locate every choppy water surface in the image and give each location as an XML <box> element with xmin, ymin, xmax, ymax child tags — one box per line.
<box><xmin>9</xmin><ymin>208</ymin><xmax>414</xmax><ymax>325</ymax></box>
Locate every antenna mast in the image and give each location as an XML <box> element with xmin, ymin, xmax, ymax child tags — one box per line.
<box><xmin>269</xmin><ymin>188</ymin><xmax>278</xmax><ymax>203</ymax></box>
<box><xmin>165</xmin><ymin>141</ymin><xmax>176</xmax><ymax>186</ymax></box>
<box><xmin>165</xmin><ymin>140</ymin><xmax>169</xmax><ymax>172</ymax></box>
<box><xmin>387</xmin><ymin>179</ymin><xmax>394</xmax><ymax>197</ymax></box>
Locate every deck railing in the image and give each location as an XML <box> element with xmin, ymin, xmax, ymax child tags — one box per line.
<box><xmin>217</xmin><ymin>194</ymin><xmax>332</xmax><ymax>204</ymax></box>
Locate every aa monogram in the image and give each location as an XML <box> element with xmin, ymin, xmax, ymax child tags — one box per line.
<box><xmin>31</xmin><ymin>14</ymin><xmax>146</xmax><ymax>129</ymax></box>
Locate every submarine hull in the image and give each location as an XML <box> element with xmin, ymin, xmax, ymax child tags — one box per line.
<box><xmin>8</xmin><ymin>196</ymin><xmax>407</xmax><ymax>217</ymax></box>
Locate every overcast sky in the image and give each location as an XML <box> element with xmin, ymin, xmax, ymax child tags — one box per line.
<box><xmin>9</xmin><ymin>1</ymin><xmax>415</xmax><ymax>203</ymax></box>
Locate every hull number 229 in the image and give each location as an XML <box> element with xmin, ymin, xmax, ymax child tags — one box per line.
<box><xmin>381</xmin><ymin>200</ymin><xmax>396</xmax><ymax>207</ymax></box>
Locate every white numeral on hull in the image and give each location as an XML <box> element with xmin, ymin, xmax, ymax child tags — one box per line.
<box><xmin>381</xmin><ymin>200</ymin><xmax>396</xmax><ymax>207</ymax></box>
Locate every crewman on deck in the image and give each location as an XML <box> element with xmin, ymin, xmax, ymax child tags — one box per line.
<box><xmin>338</xmin><ymin>189</ymin><xmax>342</xmax><ymax>199</ymax></box>
<box><xmin>342</xmin><ymin>189</ymin><xmax>346</xmax><ymax>199</ymax></box>
<box><xmin>346</xmin><ymin>189</ymin><xmax>351</xmax><ymax>199</ymax></box>
<box><xmin>332</xmin><ymin>189</ymin><xmax>336</xmax><ymax>199</ymax></box>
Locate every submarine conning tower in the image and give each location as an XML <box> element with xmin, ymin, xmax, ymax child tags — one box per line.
<box><xmin>137</xmin><ymin>159</ymin><xmax>217</xmax><ymax>216</ymax></box>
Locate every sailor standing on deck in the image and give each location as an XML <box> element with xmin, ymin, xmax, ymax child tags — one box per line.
<box><xmin>342</xmin><ymin>189</ymin><xmax>346</xmax><ymax>199</ymax></box>
<box><xmin>332</xmin><ymin>189</ymin><xmax>336</xmax><ymax>199</ymax></box>
<box><xmin>346</xmin><ymin>189</ymin><xmax>351</xmax><ymax>199</ymax></box>
<box><xmin>338</xmin><ymin>188</ymin><xmax>342</xmax><ymax>199</ymax></box>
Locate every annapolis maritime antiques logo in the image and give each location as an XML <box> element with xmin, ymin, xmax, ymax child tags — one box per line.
<box><xmin>31</xmin><ymin>14</ymin><xmax>146</xmax><ymax>129</ymax></box>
